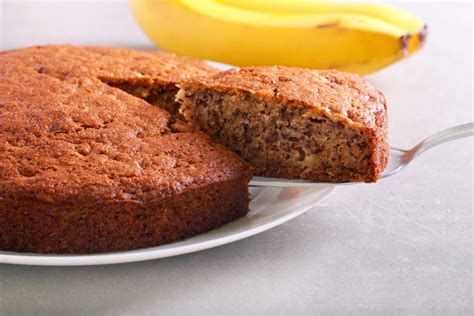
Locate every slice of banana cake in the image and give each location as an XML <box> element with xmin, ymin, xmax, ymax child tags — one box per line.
<box><xmin>178</xmin><ymin>66</ymin><xmax>388</xmax><ymax>182</ymax></box>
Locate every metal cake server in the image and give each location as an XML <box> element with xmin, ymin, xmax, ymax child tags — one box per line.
<box><xmin>249</xmin><ymin>122</ymin><xmax>474</xmax><ymax>187</ymax></box>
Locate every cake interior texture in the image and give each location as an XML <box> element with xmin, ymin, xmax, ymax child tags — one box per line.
<box><xmin>105</xmin><ymin>80</ymin><xmax>182</xmax><ymax>119</ymax></box>
<box><xmin>179</xmin><ymin>67</ymin><xmax>389</xmax><ymax>183</ymax></box>
<box><xmin>180</xmin><ymin>91</ymin><xmax>372</xmax><ymax>181</ymax></box>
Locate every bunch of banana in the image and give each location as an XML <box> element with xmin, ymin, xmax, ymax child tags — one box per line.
<box><xmin>130</xmin><ymin>0</ymin><xmax>427</xmax><ymax>74</ymax></box>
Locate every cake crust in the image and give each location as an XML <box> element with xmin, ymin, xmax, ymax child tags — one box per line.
<box><xmin>2</xmin><ymin>45</ymin><xmax>217</xmax><ymax>84</ymax></box>
<box><xmin>0</xmin><ymin>46</ymin><xmax>251</xmax><ymax>254</ymax></box>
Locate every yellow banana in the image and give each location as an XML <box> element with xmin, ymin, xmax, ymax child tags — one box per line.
<box><xmin>218</xmin><ymin>0</ymin><xmax>427</xmax><ymax>54</ymax></box>
<box><xmin>130</xmin><ymin>0</ymin><xmax>427</xmax><ymax>74</ymax></box>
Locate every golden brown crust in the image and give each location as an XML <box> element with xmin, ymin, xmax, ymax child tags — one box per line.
<box><xmin>0</xmin><ymin>176</ymin><xmax>250</xmax><ymax>254</ymax></box>
<box><xmin>186</xmin><ymin>66</ymin><xmax>386</xmax><ymax>129</ymax></box>
<box><xmin>1</xmin><ymin>45</ymin><xmax>218</xmax><ymax>84</ymax></box>
<box><xmin>0</xmin><ymin>45</ymin><xmax>251</xmax><ymax>254</ymax></box>
<box><xmin>182</xmin><ymin>66</ymin><xmax>389</xmax><ymax>182</ymax></box>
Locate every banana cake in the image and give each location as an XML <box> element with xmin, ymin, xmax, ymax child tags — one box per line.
<box><xmin>179</xmin><ymin>66</ymin><xmax>389</xmax><ymax>182</ymax></box>
<box><xmin>0</xmin><ymin>46</ymin><xmax>252</xmax><ymax>254</ymax></box>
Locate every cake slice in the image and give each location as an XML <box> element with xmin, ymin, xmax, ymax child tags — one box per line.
<box><xmin>178</xmin><ymin>66</ymin><xmax>389</xmax><ymax>182</ymax></box>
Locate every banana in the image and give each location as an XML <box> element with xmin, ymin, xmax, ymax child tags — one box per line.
<box><xmin>218</xmin><ymin>0</ymin><xmax>427</xmax><ymax>54</ymax></box>
<box><xmin>130</xmin><ymin>0</ymin><xmax>427</xmax><ymax>74</ymax></box>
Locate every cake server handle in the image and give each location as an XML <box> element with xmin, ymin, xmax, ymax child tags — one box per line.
<box><xmin>381</xmin><ymin>122</ymin><xmax>474</xmax><ymax>179</ymax></box>
<box><xmin>249</xmin><ymin>122</ymin><xmax>474</xmax><ymax>187</ymax></box>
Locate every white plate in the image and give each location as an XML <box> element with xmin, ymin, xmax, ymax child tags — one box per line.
<box><xmin>0</xmin><ymin>185</ymin><xmax>334</xmax><ymax>266</ymax></box>
<box><xmin>0</xmin><ymin>61</ymin><xmax>335</xmax><ymax>266</ymax></box>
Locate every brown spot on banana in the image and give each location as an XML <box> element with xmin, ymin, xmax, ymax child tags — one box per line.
<box><xmin>315</xmin><ymin>22</ymin><xmax>339</xmax><ymax>28</ymax></box>
<box><xmin>399</xmin><ymin>33</ymin><xmax>412</xmax><ymax>55</ymax></box>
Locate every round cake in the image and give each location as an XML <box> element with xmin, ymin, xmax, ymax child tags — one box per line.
<box><xmin>0</xmin><ymin>46</ymin><xmax>253</xmax><ymax>254</ymax></box>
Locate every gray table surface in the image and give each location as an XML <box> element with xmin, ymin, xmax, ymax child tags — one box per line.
<box><xmin>0</xmin><ymin>1</ymin><xmax>472</xmax><ymax>315</ymax></box>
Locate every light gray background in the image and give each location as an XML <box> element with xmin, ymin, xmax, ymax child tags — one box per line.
<box><xmin>0</xmin><ymin>1</ymin><xmax>472</xmax><ymax>315</ymax></box>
